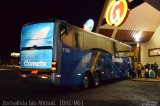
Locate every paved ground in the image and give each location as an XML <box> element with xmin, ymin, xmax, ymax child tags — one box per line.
<box><xmin>132</xmin><ymin>77</ymin><xmax>160</xmax><ymax>82</ymax></box>
<box><xmin>0</xmin><ymin>67</ymin><xmax>160</xmax><ymax>106</ymax></box>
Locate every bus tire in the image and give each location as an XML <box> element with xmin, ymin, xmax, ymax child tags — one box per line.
<box><xmin>81</xmin><ymin>73</ymin><xmax>91</xmax><ymax>89</ymax></box>
<box><xmin>93</xmin><ymin>73</ymin><xmax>100</xmax><ymax>87</ymax></box>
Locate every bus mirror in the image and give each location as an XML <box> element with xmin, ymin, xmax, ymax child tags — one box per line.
<box><xmin>60</xmin><ymin>23</ymin><xmax>68</xmax><ymax>36</ymax></box>
<box><xmin>65</xmin><ymin>26</ymin><xmax>68</xmax><ymax>35</ymax></box>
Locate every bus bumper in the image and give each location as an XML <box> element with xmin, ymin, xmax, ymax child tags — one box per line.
<box><xmin>19</xmin><ymin>73</ymin><xmax>60</xmax><ymax>85</ymax></box>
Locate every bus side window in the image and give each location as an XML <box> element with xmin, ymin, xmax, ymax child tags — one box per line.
<box><xmin>75</xmin><ymin>32</ymin><xmax>79</xmax><ymax>48</ymax></box>
<box><xmin>60</xmin><ymin>24</ymin><xmax>74</xmax><ymax>48</ymax></box>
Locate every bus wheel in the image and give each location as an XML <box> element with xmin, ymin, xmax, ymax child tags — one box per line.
<box><xmin>82</xmin><ymin>73</ymin><xmax>90</xmax><ymax>89</ymax></box>
<box><xmin>94</xmin><ymin>73</ymin><xmax>100</xmax><ymax>87</ymax></box>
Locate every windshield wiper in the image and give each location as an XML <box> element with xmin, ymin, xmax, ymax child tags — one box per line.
<box><xmin>21</xmin><ymin>46</ymin><xmax>53</xmax><ymax>50</ymax></box>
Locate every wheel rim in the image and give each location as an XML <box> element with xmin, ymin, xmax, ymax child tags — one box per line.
<box><xmin>94</xmin><ymin>76</ymin><xmax>100</xmax><ymax>86</ymax></box>
<box><xmin>83</xmin><ymin>76</ymin><xmax>89</xmax><ymax>88</ymax></box>
<box><xmin>128</xmin><ymin>72</ymin><xmax>130</xmax><ymax>78</ymax></box>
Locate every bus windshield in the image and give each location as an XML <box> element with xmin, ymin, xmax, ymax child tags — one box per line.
<box><xmin>22</xmin><ymin>22</ymin><xmax>53</xmax><ymax>40</ymax></box>
<box><xmin>21</xmin><ymin>22</ymin><xmax>54</xmax><ymax>48</ymax></box>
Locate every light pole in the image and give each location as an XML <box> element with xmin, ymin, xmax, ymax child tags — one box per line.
<box><xmin>137</xmin><ymin>43</ymin><xmax>140</xmax><ymax>63</ymax></box>
<box><xmin>134</xmin><ymin>32</ymin><xmax>142</xmax><ymax>64</ymax></box>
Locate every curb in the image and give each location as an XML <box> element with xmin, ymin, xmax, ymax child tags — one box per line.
<box><xmin>131</xmin><ymin>78</ymin><xmax>160</xmax><ymax>82</ymax></box>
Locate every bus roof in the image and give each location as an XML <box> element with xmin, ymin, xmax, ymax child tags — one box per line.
<box><xmin>68</xmin><ymin>23</ymin><xmax>132</xmax><ymax>49</ymax></box>
<box><xmin>22</xmin><ymin>19</ymin><xmax>132</xmax><ymax>49</ymax></box>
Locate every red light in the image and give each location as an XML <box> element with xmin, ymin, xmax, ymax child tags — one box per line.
<box><xmin>52</xmin><ymin>67</ymin><xmax>56</xmax><ymax>71</ymax></box>
<box><xmin>31</xmin><ymin>70</ymin><xmax>38</xmax><ymax>74</ymax></box>
<box><xmin>52</xmin><ymin>62</ymin><xmax>57</xmax><ymax>66</ymax></box>
<box><xmin>52</xmin><ymin>61</ymin><xmax>57</xmax><ymax>72</ymax></box>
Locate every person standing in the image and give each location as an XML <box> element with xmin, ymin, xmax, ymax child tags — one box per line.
<box><xmin>137</xmin><ymin>63</ymin><xmax>142</xmax><ymax>78</ymax></box>
<box><xmin>153</xmin><ymin>62</ymin><xmax>159</xmax><ymax>78</ymax></box>
<box><xmin>130</xmin><ymin>64</ymin><xmax>136</xmax><ymax>79</ymax></box>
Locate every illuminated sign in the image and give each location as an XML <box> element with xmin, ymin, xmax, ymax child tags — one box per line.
<box><xmin>83</xmin><ymin>19</ymin><xmax>94</xmax><ymax>32</ymax></box>
<box><xmin>106</xmin><ymin>0</ymin><xmax>129</xmax><ymax>27</ymax></box>
<box><xmin>21</xmin><ymin>49</ymin><xmax>52</xmax><ymax>69</ymax></box>
<box><xmin>21</xmin><ymin>22</ymin><xmax>54</xmax><ymax>48</ymax></box>
<box><xmin>112</xmin><ymin>56</ymin><xmax>123</xmax><ymax>63</ymax></box>
<box><xmin>11</xmin><ymin>52</ymin><xmax>20</xmax><ymax>57</ymax></box>
<box><xmin>20</xmin><ymin>23</ymin><xmax>54</xmax><ymax>69</ymax></box>
<box><xmin>24</xmin><ymin>60</ymin><xmax>47</xmax><ymax>67</ymax></box>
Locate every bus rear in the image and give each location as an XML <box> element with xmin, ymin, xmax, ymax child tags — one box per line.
<box><xmin>20</xmin><ymin>22</ymin><xmax>58</xmax><ymax>84</ymax></box>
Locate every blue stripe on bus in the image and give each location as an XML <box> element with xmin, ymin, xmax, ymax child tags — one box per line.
<box><xmin>60</xmin><ymin>44</ymin><xmax>92</xmax><ymax>85</ymax></box>
<box><xmin>59</xmin><ymin>44</ymin><xmax>131</xmax><ymax>86</ymax></box>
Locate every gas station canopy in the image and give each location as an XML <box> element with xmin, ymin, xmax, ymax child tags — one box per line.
<box><xmin>96</xmin><ymin>0</ymin><xmax>160</xmax><ymax>44</ymax></box>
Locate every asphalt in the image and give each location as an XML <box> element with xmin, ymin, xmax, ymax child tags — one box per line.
<box><xmin>0</xmin><ymin>65</ymin><xmax>160</xmax><ymax>82</ymax></box>
<box><xmin>1</xmin><ymin>65</ymin><xmax>160</xmax><ymax>82</ymax></box>
<box><xmin>0</xmin><ymin>66</ymin><xmax>160</xmax><ymax>106</ymax></box>
<box><xmin>0</xmin><ymin>65</ymin><xmax>19</xmax><ymax>69</ymax></box>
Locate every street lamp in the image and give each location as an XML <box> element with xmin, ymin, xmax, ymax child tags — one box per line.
<box><xmin>10</xmin><ymin>52</ymin><xmax>20</xmax><ymax>68</ymax></box>
<box><xmin>134</xmin><ymin>32</ymin><xmax>142</xmax><ymax>63</ymax></box>
<box><xmin>134</xmin><ymin>32</ymin><xmax>142</xmax><ymax>42</ymax></box>
<box><xmin>10</xmin><ymin>52</ymin><xmax>20</xmax><ymax>57</ymax></box>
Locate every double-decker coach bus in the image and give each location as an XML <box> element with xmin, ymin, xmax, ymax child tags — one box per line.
<box><xmin>20</xmin><ymin>19</ymin><xmax>132</xmax><ymax>88</ymax></box>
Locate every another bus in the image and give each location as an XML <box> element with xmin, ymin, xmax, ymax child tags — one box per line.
<box><xmin>20</xmin><ymin>19</ymin><xmax>132</xmax><ymax>88</ymax></box>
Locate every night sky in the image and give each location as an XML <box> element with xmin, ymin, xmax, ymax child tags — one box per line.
<box><xmin>0</xmin><ymin>0</ymin><xmax>105</xmax><ymax>59</ymax></box>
